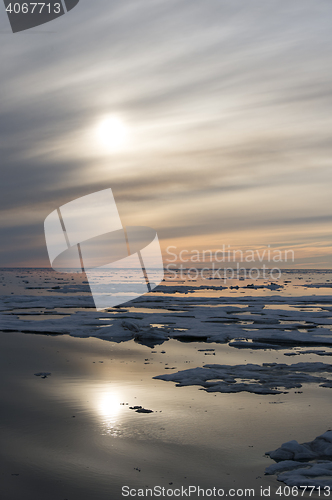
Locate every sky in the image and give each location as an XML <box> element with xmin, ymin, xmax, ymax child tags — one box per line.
<box><xmin>1</xmin><ymin>0</ymin><xmax>332</xmax><ymax>268</ymax></box>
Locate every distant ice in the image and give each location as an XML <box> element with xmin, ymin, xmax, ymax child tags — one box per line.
<box><xmin>2</xmin><ymin>292</ymin><xmax>332</xmax><ymax>349</ymax></box>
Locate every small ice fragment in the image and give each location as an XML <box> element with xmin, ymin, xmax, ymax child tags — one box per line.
<box><xmin>34</xmin><ymin>372</ymin><xmax>51</xmax><ymax>379</ymax></box>
<box><xmin>129</xmin><ymin>405</ymin><xmax>153</xmax><ymax>413</ymax></box>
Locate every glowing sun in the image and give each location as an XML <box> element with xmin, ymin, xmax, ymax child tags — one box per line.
<box><xmin>96</xmin><ymin>116</ymin><xmax>128</xmax><ymax>152</ymax></box>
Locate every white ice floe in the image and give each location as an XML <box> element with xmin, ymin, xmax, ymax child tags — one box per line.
<box><xmin>267</xmin><ymin>431</ymin><xmax>332</xmax><ymax>461</ymax></box>
<box><xmin>154</xmin><ymin>362</ymin><xmax>332</xmax><ymax>395</ymax></box>
<box><xmin>265</xmin><ymin>431</ymin><xmax>332</xmax><ymax>488</ymax></box>
<box><xmin>2</xmin><ymin>285</ymin><xmax>332</xmax><ymax>349</ymax></box>
<box><xmin>277</xmin><ymin>462</ymin><xmax>332</xmax><ymax>488</ymax></box>
<box><xmin>265</xmin><ymin>460</ymin><xmax>309</xmax><ymax>475</ymax></box>
<box><xmin>2</xmin><ymin>292</ymin><xmax>332</xmax><ymax>349</ymax></box>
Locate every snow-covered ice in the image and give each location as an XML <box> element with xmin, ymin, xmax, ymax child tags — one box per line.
<box><xmin>3</xmin><ymin>269</ymin><xmax>332</xmax><ymax>490</ymax></box>
<box><xmin>2</xmin><ymin>291</ymin><xmax>332</xmax><ymax>349</ymax></box>
<box><xmin>265</xmin><ymin>431</ymin><xmax>332</xmax><ymax>487</ymax></box>
<box><xmin>267</xmin><ymin>431</ymin><xmax>332</xmax><ymax>461</ymax></box>
<box><xmin>154</xmin><ymin>362</ymin><xmax>332</xmax><ymax>394</ymax></box>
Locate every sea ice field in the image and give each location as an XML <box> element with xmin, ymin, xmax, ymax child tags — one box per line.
<box><xmin>1</xmin><ymin>268</ymin><xmax>332</xmax><ymax>499</ymax></box>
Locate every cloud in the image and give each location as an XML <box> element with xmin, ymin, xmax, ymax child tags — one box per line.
<box><xmin>1</xmin><ymin>0</ymin><xmax>332</xmax><ymax>265</ymax></box>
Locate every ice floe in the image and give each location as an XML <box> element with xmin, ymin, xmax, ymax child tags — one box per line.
<box><xmin>265</xmin><ymin>431</ymin><xmax>332</xmax><ymax>487</ymax></box>
<box><xmin>34</xmin><ymin>372</ymin><xmax>51</xmax><ymax>378</ymax></box>
<box><xmin>153</xmin><ymin>362</ymin><xmax>332</xmax><ymax>395</ymax></box>
<box><xmin>267</xmin><ymin>431</ymin><xmax>332</xmax><ymax>461</ymax></box>
<box><xmin>2</xmin><ymin>270</ymin><xmax>332</xmax><ymax>352</ymax></box>
<box><xmin>129</xmin><ymin>406</ymin><xmax>154</xmax><ymax>414</ymax></box>
<box><xmin>2</xmin><ymin>292</ymin><xmax>332</xmax><ymax>349</ymax></box>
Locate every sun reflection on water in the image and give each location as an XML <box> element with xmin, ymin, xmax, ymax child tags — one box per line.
<box><xmin>97</xmin><ymin>391</ymin><xmax>123</xmax><ymax>436</ymax></box>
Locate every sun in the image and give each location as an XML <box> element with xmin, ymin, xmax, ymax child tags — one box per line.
<box><xmin>96</xmin><ymin>116</ymin><xmax>128</xmax><ymax>152</ymax></box>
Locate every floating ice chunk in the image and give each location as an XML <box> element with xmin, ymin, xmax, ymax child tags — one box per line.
<box><xmin>3</xmin><ymin>291</ymin><xmax>332</xmax><ymax>349</ymax></box>
<box><xmin>229</xmin><ymin>341</ymin><xmax>285</xmax><ymax>350</ymax></box>
<box><xmin>34</xmin><ymin>372</ymin><xmax>51</xmax><ymax>379</ymax></box>
<box><xmin>265</xmin><ymin>431</ymin><xmax>332</xmax><ymax>487</ymax></box>
<box><xmin>277</xmin><ymin>462</ymin><xmax>332</xmax><ymax>487</ymax></box>
<box><xmin>154</xmin><ymin>363</ymin><xmax>332</xmax><ymax>395</ymax></box>
<box><xmin>265</xmin><ymin>460</ymin><xmax>307</xmax><ymax>475</ymax></box>
<box><xmin>267</xmin><ymin>440</ymin><xmax>317</xmax><ymax>461</ymax></box>
<box><xmin>267</xmin><ymin>431</ymin><xmax>332</xmax><ymax>461</ymax></box>
<box><xmin>129</xmin><ymin>406</ymin><xmax>153</xmax><ymax>414</ymax></box>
